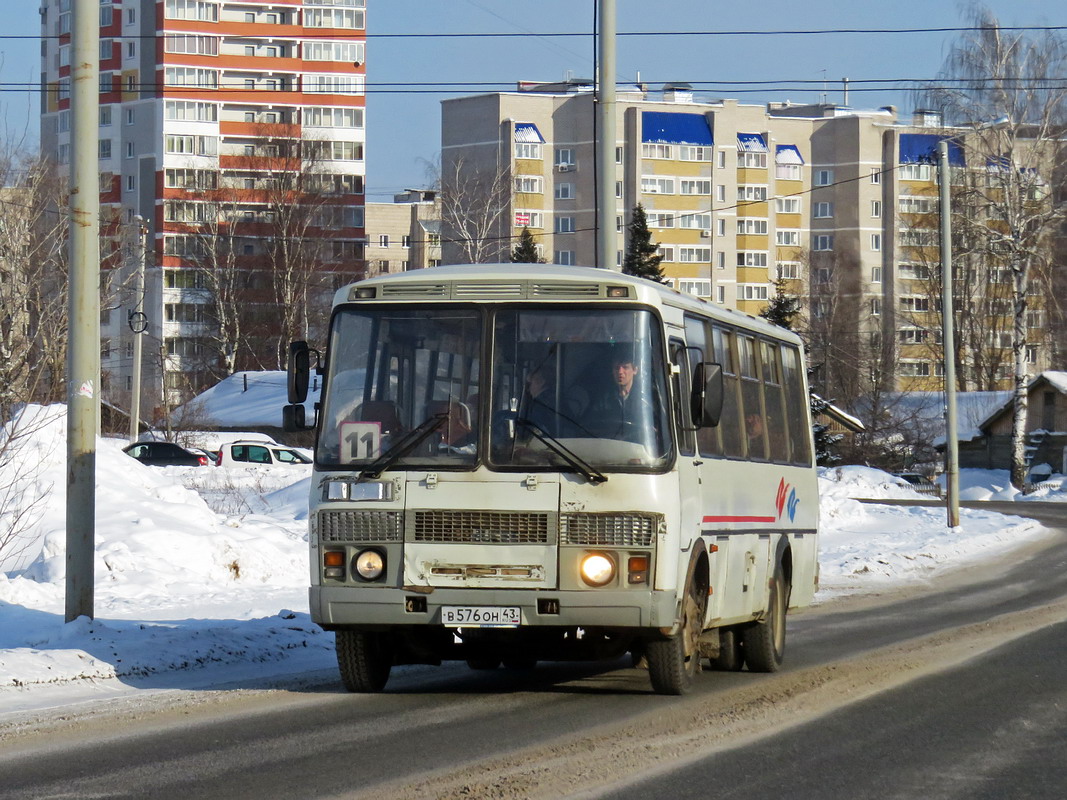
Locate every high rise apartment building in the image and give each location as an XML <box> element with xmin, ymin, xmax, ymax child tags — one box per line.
<box><xmin>441</xmin><ymin>81</ymin><xmax>1061</xmax><ymax>394</ymax></box>
<box><xmin>40</xmin><ymin>0</ymin><xmax>367</xmax><ymax>409</ymax></box>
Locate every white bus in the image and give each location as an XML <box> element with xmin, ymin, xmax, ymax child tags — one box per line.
<box><xmin>285</xmin><ymin>264</ymin><xmax>819</xmax><ymax>695</ymax></box>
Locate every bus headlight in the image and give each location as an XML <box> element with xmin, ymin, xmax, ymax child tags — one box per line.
<box><xmin>354</xmin><ymin>549</ymin><xmax>385</xmax><ymax>581</ymax></box>
<box><xmin>580</xmin><ymin>553</ymin><xmax>615</xmax><ymax>587</ymax></box>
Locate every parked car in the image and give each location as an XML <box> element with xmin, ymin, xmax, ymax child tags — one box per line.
<box><xmin>123</xmin><ymin>441</ymin><xmax>209</xmax><ymax>467</ymax></box>
<box><xmin>893</xmin><ymin>472</ymin><xmax>941</xmax><ymax>497</ymax></box>
<box><xmin>215</xmin><ymin>441</ymin><xmax>312</xmax><ymax>467</ymax></box>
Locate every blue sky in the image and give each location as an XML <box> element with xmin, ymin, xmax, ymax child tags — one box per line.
<box><xmin>3</xmin><ymin>0</ymin><xmax>1065</xmax><ymax>195</ymax></box>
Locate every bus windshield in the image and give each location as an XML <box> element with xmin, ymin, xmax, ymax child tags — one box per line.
<box><xmin>317</xmin><ymin>305</ymin><xmax>672</xmax><ymax>472</ymax></box>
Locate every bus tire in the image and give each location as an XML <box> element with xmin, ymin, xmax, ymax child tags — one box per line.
<box><xmin>741</xmin><ymin>564</ymin><xmax>787</xmax><ymax>673</ymax></box>
<box><xmin>709</xmin><ymin>626</ymin><xmax>745</xmax><ymax>671</ymax></box>
<box><xmin>647</xmin><ymin>574</ymin><xmax>706</xmax><ymax>695</ymax></box>
<box><xmin>336</xmin><ymin>630</ymin><xmax>392</xmax><ymax>692</ymax></box>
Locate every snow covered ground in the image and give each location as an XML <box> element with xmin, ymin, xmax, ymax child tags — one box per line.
<box><xmin>0</xmin><ymin>406</ymin><xmax>1063</xmax><ymax>718</ymax></box>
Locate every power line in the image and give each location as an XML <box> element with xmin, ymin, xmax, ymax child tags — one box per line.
<box><xmin>9</xmin><ymin>24</ymin><xmax>1067</xmax><ymax>41</ymax></box>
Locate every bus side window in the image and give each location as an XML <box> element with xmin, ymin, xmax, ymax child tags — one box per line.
<box><xmin>738</xmin><ymin>335</ymin><xmax>767</xmax><ymax>461</ymax></box>
<box><xmin>669</xmin><ymin>339</ymin><xmax>695</xmax><ymax>457</ymax></box>
<box><xmin>782</xmin><ymin>345</ymin><xmax>812</xmax><ymax>465</ymax></box>
<box><xmin>685</xmin><ymin>316</ymin><xmax>721</xmax><ymax>457</ymax></box>
<box><xmin>761</xmin><ymin>341</ymin><xmax>790</xmax><ymax>463</ymax></box>
<box><xmin>713</xmin><ymin>326</ymin><xmax>744</xmax><ymax>458</ymax></box>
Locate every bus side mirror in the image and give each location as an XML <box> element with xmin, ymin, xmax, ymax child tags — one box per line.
<box><xmin>288</xmin><ymin>340</ymin><xmax>311</xmax><ymax>403</ymax></box>
<box><xmin>282</xmin><ymin>403</ymin><xmax>307</xmax><ymax>432</ymax></box>
<box><xmin>691</xmin><ymin>362</ymin><xmax>723</xmax><ymax>427</ymax></box>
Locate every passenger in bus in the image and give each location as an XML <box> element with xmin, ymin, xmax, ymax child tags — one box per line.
<box><xmin>582</xmin><ymin>346</ymin><xmax>655</xmax><ymax>441</ymax></box>
<box><xmin>519</xmin><ymin>367</ymin><xmax>560</xmax><ymax>436</ymax></box>
<box><xmin>746</xmin><ymin>412</ymin><xmax>767</xmax><ymax>458</ymax></box>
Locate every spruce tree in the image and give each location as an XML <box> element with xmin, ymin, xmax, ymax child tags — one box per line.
<box><xmin>759</xmin><ymin>279</ymin><xmax>802</xmax><ymax>330</ymax></box>
<box><xmin>510</xmin><ymin>226</ymin><xmax>544</xmax><ymax>263</ymax></box>
<box><xmin>622</xmin><ymin>205</ymin><xmax>667</xmax><ymax>282</ymax></box>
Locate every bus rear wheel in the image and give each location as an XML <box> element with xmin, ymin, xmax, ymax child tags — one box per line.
<box><xmin>741</xmin><ymin>564</ymin><xmax>788</xmax><ymax>672</ymax></box>
<box><xmin>336</xmin><ymin>630</ymin><xmax>392</xmax><ymax>692</ymax></box>
<box><xmin>647</xmin><ymin>576</ymin><xmax>706</xmax><ymax>695</ymax></box>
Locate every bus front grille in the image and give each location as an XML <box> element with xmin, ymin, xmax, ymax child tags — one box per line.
<box><xmin>319</xmin><ymin>510</ymin><xmax>403</xmax><ymax>542</ymax></box>
<box><xmin>412</xmin><ymin>510</ymin><xmax>552</xmax><ymax>544</ymax></box>
<box><xmin>560</xmin><ymin>513</ymin><xmax>660</xmax><ymax>547</ymax></box>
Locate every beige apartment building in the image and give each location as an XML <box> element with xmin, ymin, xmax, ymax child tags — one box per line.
<box><xmin>364</xmin><ymin>189</ymin><xmax>442</xmax><ymax>276</ymax></box>
<box><xmin>441</xmin><ymin>81</ymin><xmax>1063</xmax><ymax>393</ymax></box>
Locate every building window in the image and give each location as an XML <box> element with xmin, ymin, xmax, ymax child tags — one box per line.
<box><xmin>555</xmin><ymin>216</ymin><xmax>575</xmax><ymax>234</ymax></box>
<box><xmin>870</xmin><ymin>298</ymin><xmax>882</xmax><ymax>316</ymax></box>
<box><xmin>871</xmin><ymin>233</ymin><xmax>882</xmax><ymax>251</ymax></box>
<box><xmin>814</xmin><ymin>201</ymin><xmax>834</xmax><ymax>218</ymax></box>
<box><xmin>815</xmin><ymin>169</ymin><xmax>834</xmax><ymax>186</ymax></box>
<box><xmin>378</xmin><ymin>235</ymin><xmax>389</xmax><ymax>247</ymax></box>
<box><xmin>737</xmin><ymin>185</ymin><xmax>767</xmax><ymax>202</ymax></box>
<box><xmin>677</xmin><ymin>279</ymin><xmax>712</xmax><ymax>297</ymax></box>
<box><xmin>776</xmin><ymin>163</ymin><xmax>801</xmax><ymax>180</ymax></box>
<box><xmin>679</xmin><ymin>145</ymin><xmax>712</xmax><ymax>161</ymax></box>
<box><xmin>98</xmin><ymin>139</ymin><xmax>112</xmax><ymax>159</ymax></box>
<box><xmin>775</xmin><ymin>196</ymin><xmax>801</xmax><ymax>214</ymax></box>
<box><xmin>555</xmin><ymin>148</ymin><xmax>575</xmax><ymax>168</ymax></box>
<box><xmin>871</xmin><ymin>266</ymin><xmax>882</xmax><ymax>283</ymax></box>
<box><xmin>737</xmin><ymin>219</ymin><xmax>768</xmax><ymax>235</ymax></box>
<box><xmin>737</xmin><ymin>151</ymin><xmax>767</xmax><ymax>169</ymax></box>
<box><xmin>555</xmin><ymin>182</ymin><xmax>575</xmax><ymax>200</ymax></box>
<box><xmin>680</xmin><ymin>179</ymin><xmax>711</xmax><ymax>195</ymax></box>
<box><xmin>716</xmin><ymin>185</ymin><xmax>726</xmax><ymax>203</ymax></box>
<box><xmin>514</xmin><ymin>141</ymin><xmax>542</xmax><ymax>160</ymax></box>
<box><xmin>871</xmin><ymin>200</ymin><xmax>882</xmax><ymax>218</ymax></box>
<box><xmin>813</xmin><ymin>235</ymin><xmax>834</xmax><ymax>251</ymax></box>
<box><xmin>641</xmin><ymin>143</ymin><xmax>673</xmax><ymax>159</ymax></box>
<box><xmin>716</xmin><ymin>218</ymin><xmax>726</xmax><ymax>237</ymax></box>
<box><xmin>555</xmin><ymin>250</ymin><xmax>575</xmax><ymax>265</ymax></box>
<box><xmin>716</xmin><ymin>285</ymin><xmax>726</xmax><ymax>303</ymax></box>
<box><xmin>776</xmin><ymin>230</ymin><xmax>801</xmax><ymax>247</ymax></box>
<box><xmin>870</xmin><ymin>168</ymin><xmax>881</xmax><ymax>184</ymax></box>
<box><xmin>125</xmin><ymin>175</ymin><xmax>136</xmax><ymax>192</ymax></box>
<box><xmin>737</xmin><ymin>251</ymin><xmax>768</xmax><ymax>267</ymax></box>
<box><xmin>679</xmin><ymin>247</ymin><xmax>712</xmax><ymax>263</ymax></box>
<box><xmin>738</xmin><ymin>283</ymin><xmax>770</xmax><ymax>301</ymax></box>
<box><xmin>125</xmin><ymin>142</ymin><xmax>135</xmax><ymax>158</ymax></box>
<box><xmin>514</xmin><ymin>175</ymin><xmax>543</xmax><ymax>194</ymax></box>
<box><xmin>716</xmin><ymin>251</ymin><xmax>726</xmax><ymax>270</ymax></box>
<box><xmin>641</xmin><ymin>176</ymin><xmax>675</xmax><ymax>194</ymax></box>
<box><xmin>776</xmin><ymin>261</ymin><xmax>800</xmax><ymax>280</ymax></box>
<box><xmin>899</xmin><ymin>163</ymin><xmax>933</xmax><ymax>181</ymax></box>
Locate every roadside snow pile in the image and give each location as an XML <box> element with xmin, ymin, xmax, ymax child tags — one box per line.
<box><xmin>817</xmin><ymin>466</ymin><xmax>1046</xmax><ymax>598</ymax></box>
<box><xmin>0</xmin><ymin>406</ymin><xmax>321</xmax><ymax>690</ymax></box>
<box><xmin>938</xmin><ymin>468</ymin><xmax>1067</xmax><ymax>502</ymax></box>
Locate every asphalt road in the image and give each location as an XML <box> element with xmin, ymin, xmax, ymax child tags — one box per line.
<box><xmin>1</xmin><ymin>501</ymin><xmax>1065</xmax><ymax>800</ymax></box>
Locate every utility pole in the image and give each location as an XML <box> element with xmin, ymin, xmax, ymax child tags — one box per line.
<box><xmin>596</xmin><ymin>0</ymin><xmax>617</xmax><ymax>271</ymax></box>
<box><xmin>128</xmin><ymin>217</ymin><xmax>147</xmax><ymax>443</ymax></box>
<box><xmin>66</xmin><ymin>0</ymin><xmax>101</xmax><ymax>622</ymax></box>
<box><xmin>938</xmin><ymin>140</ymin><xmax>960</xmax><ymax>527</ymax></box>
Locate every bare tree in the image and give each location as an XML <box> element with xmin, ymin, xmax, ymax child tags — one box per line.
<box><xmin>436</xmin><ymin>156</ymin><xmax>512</xmax><ymax>264</ymax></box>
<box><xmin>917</xmin><ymin>5</ymin><xmax>1067</xmax><ymax>487</ymax></box>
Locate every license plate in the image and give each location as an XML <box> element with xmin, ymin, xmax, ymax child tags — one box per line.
<box><xmin>441</xmin><ymin>606</ymin><xmax>521</xmax><ymax>628</ymax></box>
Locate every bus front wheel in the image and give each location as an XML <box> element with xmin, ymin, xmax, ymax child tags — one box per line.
<box><xmin>336</xmin><ymin>630</ymin><xmax>392</xmax><ymax>692</ymax></box>
<box><xmin>647</xmin><ymin>576</ymin><xmax>706</xmax><ymax>695</ymax></box>
<box><xmin>741</xmin><ymin>564</ymin><xmax>788</xmax><ymax>672</ymax></box>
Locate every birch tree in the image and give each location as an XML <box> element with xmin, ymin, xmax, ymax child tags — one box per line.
<box><xmin>918</xmin><ymin>5</ymin><xmax>1067</xmax><ymax>487</ymax></box>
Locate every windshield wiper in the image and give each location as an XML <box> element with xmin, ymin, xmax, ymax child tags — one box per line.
<box><xmin>516</xmin><ymin>419</ymin><xmax>607</xmax><ymax>484</ymax></box>
<box><xmin>355</xmin><ymin>413</ymin><xmax>446</xmax><ymax>483</ymax></box>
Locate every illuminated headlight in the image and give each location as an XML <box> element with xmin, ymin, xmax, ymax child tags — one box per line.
<box><xmin>580</xmin><ymin>553</ymin><xmax>615</xmax><ymax>587</ymax></box>
<box><xmin>324</xmin><ymin>480</ymin><xmax>349</xmax><ymax>501</ymax></box>
<box><xmin>354</xmin><ymin>549</ymin><xmax>385</xmax><ymax>581</ymax></box>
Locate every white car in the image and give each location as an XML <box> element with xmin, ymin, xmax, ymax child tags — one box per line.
<box><xmin>215</xmin><ymin>440</ymin><xmax>312</xmax><ymax>467</ymax></box>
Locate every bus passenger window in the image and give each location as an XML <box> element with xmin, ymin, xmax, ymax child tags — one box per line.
<box><xmin>761</xmin><ymin>342</ymin><xmax>789</xmax><ymax>463</ymax></box>
<box><xmin>738</xmin><ymin>336</ymin><xmax>767</xmax><ymax>460</ymax></box>
<box><xmin>713</xmin><ymin>326</ymin><xmax>744</xmax><ymax>458</ymax></box>
<box><xmin>782</xmin><ymin>345</ymin><xmax>812</xmax><ymax>465</ymax></box>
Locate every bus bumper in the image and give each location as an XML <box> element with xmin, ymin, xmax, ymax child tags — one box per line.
<box><xmin>311</xmin><ymin>585</ymin><xmax>679</xmax><ymax>630</ymax></box>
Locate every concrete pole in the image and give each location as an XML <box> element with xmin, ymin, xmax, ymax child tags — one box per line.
<box><xmin>129</xmin><ymin>217</ymin><xmax>147</xmax><ymax>443</ymax></box>
<box><xmin>938</xmin><ymin>141</ymin><xmax>960</xmax><ymax>528</ymax></box>
<box><xmin>65</xmin><ymin>0</ymin><xmax>100</xmax><ymax>622</ymax></box>
<box><xmin>596</xmin><ymin>0</ymin><xmax>618</xmax><ymax>270</ymax></box>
